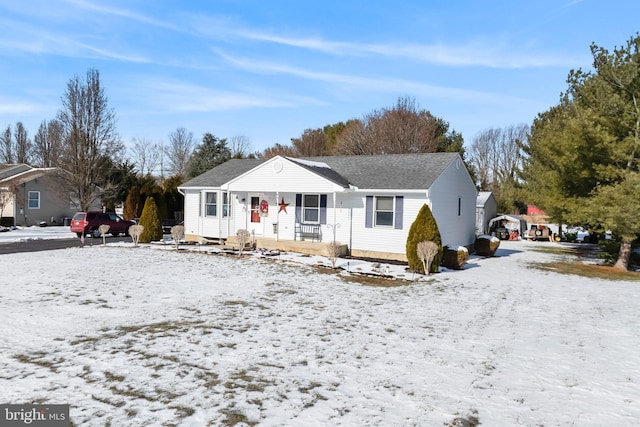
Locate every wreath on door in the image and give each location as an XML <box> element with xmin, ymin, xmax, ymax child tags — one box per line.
<box><xmin>260</xmin><ymin>199</ymin><xmax>269</xmax><ymax>216</ymax></box>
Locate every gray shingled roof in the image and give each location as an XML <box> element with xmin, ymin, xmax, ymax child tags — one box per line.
<box><xmin>180</xmin><ymin>152</ymin><xmax>460</xmax><ymax>190</ymax></box>
<box><xmin>180</xmin><ymin>158</ymin><xmax>266</xmax><ymax>187</ymax></box>
<box><xmin>305</xmin><ymin>152</ymin><xmax>459</xmax><ymax>190</ymax></box>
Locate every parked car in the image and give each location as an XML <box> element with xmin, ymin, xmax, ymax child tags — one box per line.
<box><xmin>527</xmin><ymin>224</ymin><xmax>552</xmax><ymax>241</ymax></box>
<box><xmin>70</xmin><ymin>211</ymin><xmax>135</xmax><ymax>238</ymax></box>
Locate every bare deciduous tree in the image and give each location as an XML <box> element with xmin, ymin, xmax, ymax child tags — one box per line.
<box><xmin>468</xmin><ymin>124</ymin><xmax>528</xmax><ymax>212</ymax></box>
<box><xmin>0</xmin><ymin>125</ymin><xmax>13</xmax><ymax>163</ymax></box>
<box><xmin>334</xmin><ymin>97</ymin><xmax>443</xmax><ymax>155</ymax></box>
<box><xmin>228</xmin><ymin>135</ymin><xmax>253</xmax><ymax>158</ymax></box>
<box><xmin>129</xmin><ymin>224</ymin><xmax>144</xmax><ymax>247</ymax></box>
<box><xmin>469</xmin><ymin>124</ymin><xmax>528</xmax><ymax>191</ymax></box>
<box><xmin>291</xmin><ymin>128</ymin><xmax>327</xmax><ymax>157</ymax></box>
<box><xmin>13</xmin><ymin>122</ymin><xmax>32</xmax><ymax>164</ymax></box>
<box><xmin>417</xmin><ymin>240</ymin><xmax>439</xmax><ymax>276</ymax></box>
<box><xmin>56</xmin><ymin>68</ymin><xmax>123</xmax><ymax>211</ymax></box>
<box><xmin>33</xmin><ymin>120</ymin><xmax>63</xmax><ymax>168</ymax></box>
<box><xmin>129</xmin><ymin>137</ymin><xmax>161</xmax><ymax>176</ymax></box>
<box><xmin>165</xmin><ymin>127</ymin><xmax>195</xmax><ymax>177</ymax></box>
<box><xmin>261</xmin><ymin>143</ymin><xmax>297</xmax><ymax>159</ymax></box>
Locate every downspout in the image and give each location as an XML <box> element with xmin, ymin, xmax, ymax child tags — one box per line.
<box><xmin>276</xmin><ymin>191</ymin><xmax>279</xmax><ymax>242</ymax></box>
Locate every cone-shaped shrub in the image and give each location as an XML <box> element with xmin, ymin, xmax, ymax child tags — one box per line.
<box><xmin>139</xmin><ymin>196</ymin><xmax>163</xmax><ymax>243</ymax></box>
<box><xmin>406</xmin><ymin>204</ymin><xmax>442</xmax><ymax>274</ymax></box>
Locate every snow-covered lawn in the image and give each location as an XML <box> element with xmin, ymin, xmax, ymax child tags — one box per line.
<box><xmin>1</xmin><ymin>236</ymin><xmax>639</xmax><ymax>426</ymax></box>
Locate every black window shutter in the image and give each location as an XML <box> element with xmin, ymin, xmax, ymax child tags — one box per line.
<box><xmin>295</xmin><ymin>194</ymin><xmax>302</xmax><ymax>222</ymax></box>
<box><xmin>320</xmin><ymin>194</ymin><xmax>327</xmax><ymax>224</ymax></box>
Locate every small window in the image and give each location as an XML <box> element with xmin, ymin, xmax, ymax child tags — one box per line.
<box><xmin>458</xmin><ymin>197</ymin><xmax>461</xmax><ymax>216</ymax></box>
<box><xmin>205</xmin><ymin>192</ymin><xmax>217</xmax><ymax>216</ymax></box>
<box><xmin>303</xmin><ymin>194</ymin><xmax>319</xmax><ymax>223</ymax></box>
<box><xmin>28</xmin><ymin>191</ymin><xmax>40</xmax><ymax>209</ymax></box>
<box><xmin>223</xmin><ymin>193</ymin><xmax>231</xmax><ymax>218</ymax></box>
<box><xmin>375</xmin><ymin>196</ymin><xmax>394</xmax><ymax>226</ymax></box>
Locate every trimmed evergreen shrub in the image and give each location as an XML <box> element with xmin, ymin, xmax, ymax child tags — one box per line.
<box><xmin>406</xmin><ymin>204</ymin><xmax>442</xmax><ymax>274</ymax></box>
<box><xmin>139</xmin><ymin>196</ymin><xmax>163</xmax><ymax>243</ymax></box>
<box><xmin>475</xmin><ymin>235</ymin><xmax>500</xmax><ymax>257</ymax></box>
<box><xmin>442</xmin><ymin>245</ymin><xmax>469</xmax><ymax>270</ymax></box>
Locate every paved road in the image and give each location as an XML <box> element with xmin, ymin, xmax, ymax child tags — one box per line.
<box><xmin>0</xmin><ymin>236</ymin><xmax>131</xmax><ymax>255</ymax></box>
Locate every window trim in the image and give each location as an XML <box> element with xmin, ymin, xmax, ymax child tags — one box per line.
<box><xmin>223</xmin><ymin>192</ymin><xmax>231</xmax><ymax>218</ymax></box>
<box><xmin>28</xmin><ymin>191</ymin><xmax>40</xmax><ymax>209</ymax></box>
<box><xmin>374</xmin><ymin>195</ymin><xmax>394</xmax><ymax>227</ymax></box>
<box><xmin>302</xmin><ymin>194</ymin><xmax>320</xmax><ymax>224</ymax></box>
<box><xmin>204</xmin><ymin>192</ymin><xmax>217</xmax><ymax>217</ymax></box>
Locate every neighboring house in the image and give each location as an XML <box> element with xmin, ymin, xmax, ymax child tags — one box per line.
<box><xmin>476</xmin><ymin>191</ymin><xmax>498</xmax><ymax>235</ymax></box>
<box><xmin>0</xmin><ymin>164</ymin><xmax>97</xmax><ymax>227</ymax></box>
<box><xmin>178</xmin><ymin>153</ymin><xmax>477</xmax><ymax>262</ymax></box>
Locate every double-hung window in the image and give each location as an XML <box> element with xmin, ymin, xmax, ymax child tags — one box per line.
<box><xmin>366</xmin><ymin>195</ymin><xmax>403</xmax><ymax>229</ymax></box>
<box><xmin>223</xmin><ymin>193</ymin><xmax>231</xmax><ymax>217</ymax></box>
<box><xmin>375</xmin><ymin>196</ymin><xmax>394</xmax><ymax>226</ymax></box>
<box><xmin>302</xmin><ymin>194</ymin><xmax>320</xmax><ymax>223</ymax></box>
<box><xmin>28</xmin><ymin>191</ymin><xmax>40</xmax><ymax>209</ymax></box>
<box><xmin>204</xmin><ymin>192</ymin><xmax>217</xmax><ymax>216</ymax></box>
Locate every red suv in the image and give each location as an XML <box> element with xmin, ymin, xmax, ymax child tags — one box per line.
<box><xmin>70</xmin><ymin>211</ymin><xmax>135</xmax><ymax>238</ymax></box>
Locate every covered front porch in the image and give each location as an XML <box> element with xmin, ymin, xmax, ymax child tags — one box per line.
<box><xmin>224</xmin><ymin>235</ymin><xmax>349</xmax><ymax>257</ymax></box>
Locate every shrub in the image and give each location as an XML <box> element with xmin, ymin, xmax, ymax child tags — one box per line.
<box><xmin>236</xmin><ymin>229</ymin><xmax>250</xmax><ymax>256</ymax></box>
<box><xmin>406</xmin><ymin>204</ymin><xmax>442</xmax><ymax>274</ymax></box>
<box><xmin>129</xmin><ymin>224</ymin><xmax>144</xmax><ymax>247</ymax></box>
<box><xmin>442</xmin><ymin>245</ymin><xmax>469</xmax><ymax>269</ymax></box>
<box><xmin>475</xmin><ymin>235</ymin><xmax>500</xmax><ymax>257</ymax></box>
<box><xmin>98</xmin><ymin>224</ymin><xmax>110</xmax><ymax>246</ymax></box>
<box><xmin>417</xmin><ymin>241</ymin><xmax>439</xmax><ymax>275</ymax></box>
<box><xmin>170</xmin><ymin>224</ymin><xmax>185</xmax><ymax>250</ymax></box>
<box><xmin>139</xmin><ymin>197</ymin><xmax>163</xmax><ymax>243</ymax></box>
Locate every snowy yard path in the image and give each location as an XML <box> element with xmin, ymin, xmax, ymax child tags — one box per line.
<box><xmin>0</xmin><ymin>242</ymin><xmax>639</xmax><ymax>426</ymax></box>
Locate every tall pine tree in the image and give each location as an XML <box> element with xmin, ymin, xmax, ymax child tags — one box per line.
<box><xmin>523</xmin><ymin>34</ymin><xmax>640</xmax><ymax>270</ymax></box>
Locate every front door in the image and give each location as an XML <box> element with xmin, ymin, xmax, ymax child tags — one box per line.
<box><xmin>250</xmin><ymin>196</ymin><xmax>260</xmax><ymax>223</ymax></box>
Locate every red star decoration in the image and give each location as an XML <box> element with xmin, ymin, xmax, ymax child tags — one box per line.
<box><xmin>278</xmin><ymin>198</ymin><xmax>289</xmax><ymax>213</ymax></box>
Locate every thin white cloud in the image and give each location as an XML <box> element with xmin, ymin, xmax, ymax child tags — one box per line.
<box><xmin>212</xmin><ymin>49</ymin><xmax>520</xmax><ymax>105</ymax></box>
<box><xmin>231</xmin><ymin>30</ymin><xmax>581</xmax><ymax>69</ymax></box>
<box><xmin>132</xmin><ymin>79</ymin><xmax>319</xmax><ymax>114</ymax></box>
<box><xmin>61</xmin><ymin>0</ymin><xmax>180</xmax><ymax>31</ymax></box>
<box><xmin>0</xmin><ymin>101</ymin><xmax>39</xmax><ymax>115</ymax></box>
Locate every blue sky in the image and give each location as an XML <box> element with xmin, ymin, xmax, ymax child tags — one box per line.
<box><xmin>1</xmin><ymin>0</ymin><xmax>639</xmax><ymax>155</ymax></box>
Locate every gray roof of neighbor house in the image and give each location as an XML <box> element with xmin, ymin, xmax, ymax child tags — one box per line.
<box><xmin>0</xmin><ymin>164</ymin><xmax>57</xmax><ymax>185</ymax></box>
<box><xmin>179</xmin><ymin>152</ymin><xmax>461</xmax><ymax>190</ymax></box>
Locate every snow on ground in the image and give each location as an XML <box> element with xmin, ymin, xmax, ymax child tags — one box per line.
<box><xmin>0</xmin><ymin>225</ymin><xmax>77</xmax><ymax>243</ymax></box>
<box><xmin>1</xmin><ymin>228</ymin><xmax>639</xmax><ymax>426</ymax></box>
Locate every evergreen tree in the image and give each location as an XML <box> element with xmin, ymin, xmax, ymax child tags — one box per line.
<box><xmin>138</xmin><ymin>196</ymin><xmax>163</xmax><ymax>243</ymax></box>
<box><xmin>406</xmin><ymin>204</ymin><xmax>442</xmax><ymax>274</ymax></box>
<box><xmin>523</xmin><ymin>34</ymin><xmax>640</xmax><ymax>270</ymax></box>
<box><xmin>186</xmin><ymin>133</ymin><xmax>231</xmax><ymax>179</ymax></box>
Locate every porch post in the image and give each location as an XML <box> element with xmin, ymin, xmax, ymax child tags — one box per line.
<box><xmin>276</xmin><ymin>191</ymin><xmax>279</xmax><ymax>242</ymax></box>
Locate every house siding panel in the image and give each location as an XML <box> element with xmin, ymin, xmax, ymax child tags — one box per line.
<box><xmin>429</xmin><ymin>159</ymin><xmax>477</xmax><ymax>248</ymax></box>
